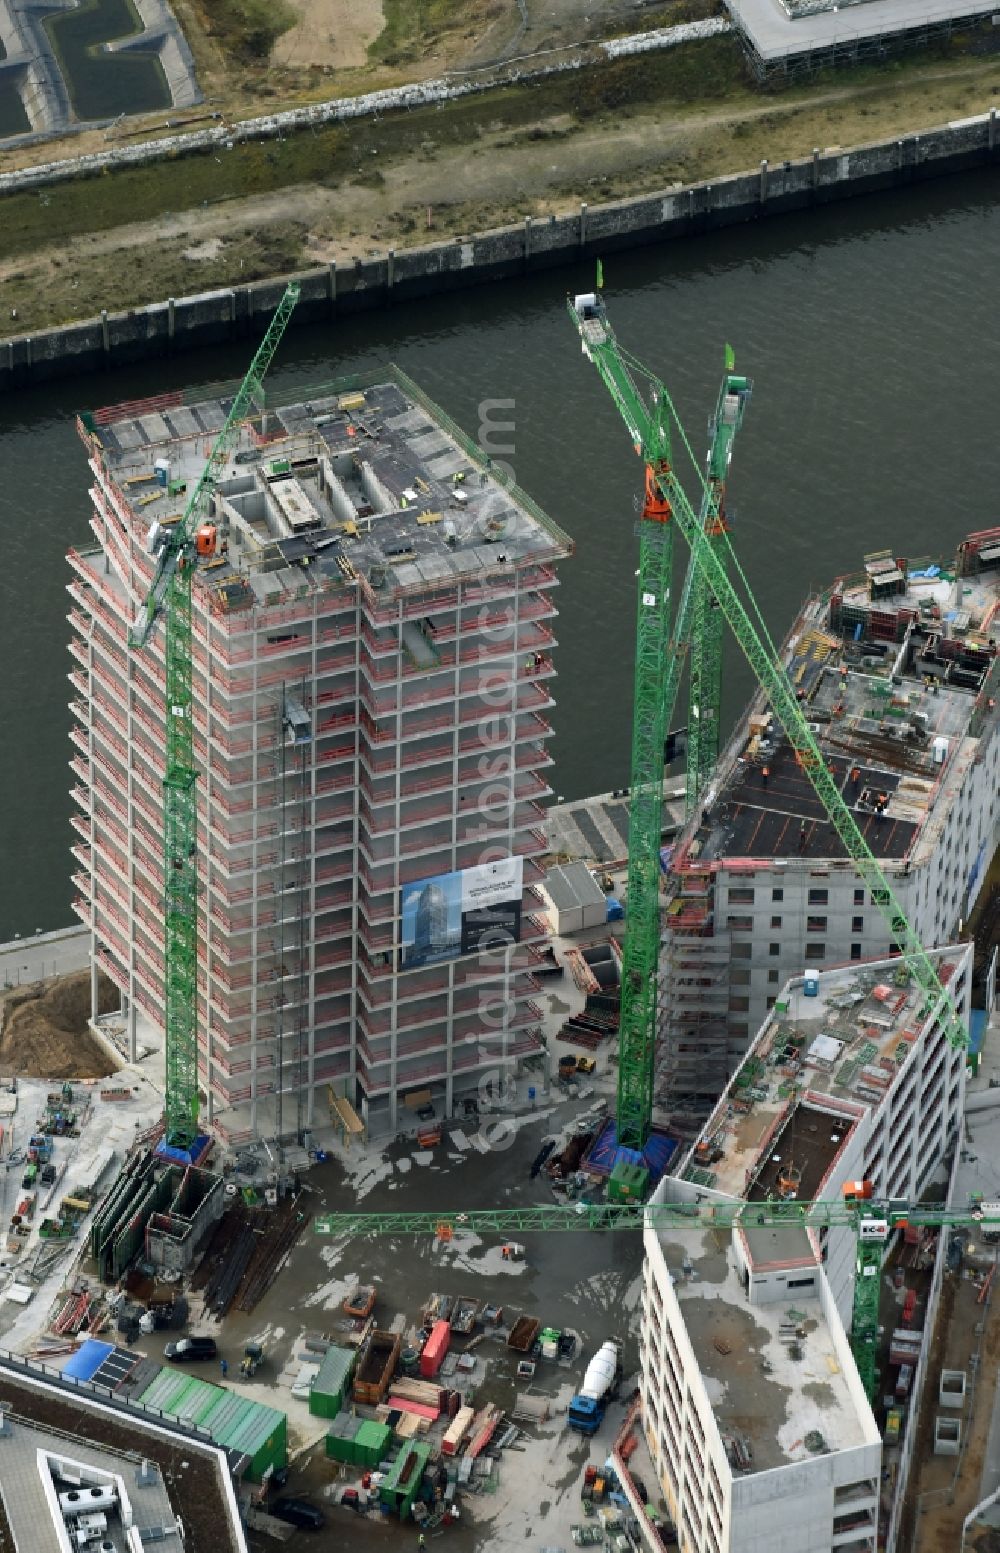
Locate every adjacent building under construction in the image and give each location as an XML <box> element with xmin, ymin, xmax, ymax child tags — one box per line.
<box><xmin>659</xmin><ymin>531</ymin><xmax>1000</xmax><ymax>1119</ymax></box>
<box><xmin>69</xmin><ymin>371</ymin><xmax>571</xmax><ymax>1143</ymax></box>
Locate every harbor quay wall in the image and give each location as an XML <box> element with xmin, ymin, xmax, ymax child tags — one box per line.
<box><xmin>0</xmin><ymin>109</ymin><xmax>996</xmax><ymax>394</ymax></box>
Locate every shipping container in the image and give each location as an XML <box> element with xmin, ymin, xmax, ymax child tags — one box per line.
<box><xmin>420</xmin><ymin>1319</ymin><xmax>450</xmax><ymax>1378</ymax></box>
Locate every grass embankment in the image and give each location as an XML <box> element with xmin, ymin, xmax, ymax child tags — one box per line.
<box><xmin>1</xmin><ymin>33</ymin><xmax>999</xmax><ymax>334</ymax></box>
<box><xmin>198</xmin><ymin>0</ymin><xmax>297</xmax><ymax>63</ymax></box>
<box><xmin>370</xmin><ymin>0</ymin><xmax>480</xmax><ymax>67</ymax></box>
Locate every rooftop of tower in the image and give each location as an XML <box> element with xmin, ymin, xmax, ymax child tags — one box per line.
<box><xmin>87</xmin><ymin>368</ymin><xmax>572</xmax><ymax>616</ymax></box>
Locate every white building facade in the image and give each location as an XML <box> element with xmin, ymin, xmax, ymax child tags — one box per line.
<box><xmin>636</xmin><ymin>945</ymin><xmax>972</xmax><ymax>1553</ymax></box>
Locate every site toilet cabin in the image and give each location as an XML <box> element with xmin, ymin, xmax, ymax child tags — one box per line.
<box><xmin>804</xmin><ymin>969</ymin><xmax>820</xmax><ymax>997</ymax></box>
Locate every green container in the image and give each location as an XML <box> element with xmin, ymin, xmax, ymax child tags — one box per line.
<box><xmin>309</xmin><ymin>1345</ymin><xmax>356</xmax><ymax>1420</ymax></box>
<box><xmin>379</xmin><ymin>1442</ymin><xmax>431</xmax><ymax>1520</ymax></box>
<box><xmin>326</xmin><ymin>1414</ymin><xmax>361</xmax><ymax>1463</ymax></box>
<box><xmin>355</xmin><ymin>1420</ymin><xmax>391</xmax><ymax>1468</ymax></box>
<box><xmin>608</xmin><ymin>1158</ymin><xmax>649</xmax><ymax>1204</ymax></box>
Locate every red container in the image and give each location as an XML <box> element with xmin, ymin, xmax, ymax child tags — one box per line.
<box><xmin>420</xmin><ymin>1319</ymin><xmax>451</xmax><ymax>1378</ymax></box>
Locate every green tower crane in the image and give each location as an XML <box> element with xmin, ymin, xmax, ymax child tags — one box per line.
<box><xmin>685</xmin><ymin>366</ymin><xmax>750</xmax><ymax>815</ymax></box>
<box><xmin>656</xmin><ymin>362</ymin><xmax>750</xmax><ymax>810</ymax></box>
<box><xmin>314</xmin><ymin>1188</ymin><xmax>994</xmax><ymax>1401</ymax></box>
<box><xmin>569</xmin><ymin>291</ymin><xmax>675</xmax><ymax>1160</ymax></box>
<box><xmin>569</xmin><ymin>290</ymin><xmax>969</xmax><ymax>1099</ymax></box>
<box><xmin>130</xmin><ymin>282</ymin><xmax>300</xmax><ymax>1150</ymax></box>
<box><xmin>570</xmin><ymin>292</ymin><xmax>752</xmax><ymax>1168</ymax></box>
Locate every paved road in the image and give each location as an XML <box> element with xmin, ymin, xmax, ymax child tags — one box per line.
<box><xmin>0</xmin><ymin>924</ymin><xmax>89</xmax><ymax>988</ymax></box>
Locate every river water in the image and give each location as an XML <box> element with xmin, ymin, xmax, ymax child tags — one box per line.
<box><xmin>3</xmin><ymin>168</ymin><xmax>999</xmax><ymax>941</ymax></box>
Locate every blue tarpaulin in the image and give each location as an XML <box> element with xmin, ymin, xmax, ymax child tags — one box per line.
<box><xmin>586</xmin><ymin>1118</ymin><xmax>678</xmax><ymax>1181</ymax></box>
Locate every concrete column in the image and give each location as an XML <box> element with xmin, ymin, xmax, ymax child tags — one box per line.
<box><xmin>812</xmin><ymin>147</ymin><xmax>820</xmax><ymax>192</ymax></box>
<box><xmin>90</xmin><ymin>939</ymin><xmax>99</xmax><ymax>1023</ymax></box>
<box><xmin>759</xmin><ymin>160</ymin><xmax>768</xmax><ymax>202</ymax></box>
<box><xmin>167</xmin><ymin>297</ymin><xmax>175</xmax><ymax>341</ymax></box>
<box><xmin>579</xmin><ymin>201</ymin><xmax>588</xmax><ymax>247</ymax></box>
<box><xmin>328</xmin><ymin>259</ymin><xmax>337</xmax><ymax>310</ymax></box>
<box><xmin>100</xmin><ymin>309</ymin><xmax>110</xmax><ymax>356</ymax></box>
<box><xmin>524</xmin><ymin>215</ymin><xmax>532</xmax><ymax>264</ymax></box>
<box><xmin>230</xmin><ymin>289</ymin><xmax>238</xmax><ymax>325</ymax></box>
<box><xmin>897</xmin><ymin>139</ymin><xmax>904</xmax><ymax>172</ymax></box>
<box><xmin>127</xmin><ymin>997</ymin><xmax>137</xmax><ymax>1064</ymax></box>
<box><xmin>991</xmin><ymin>108</ymin><xmax>997</xmax><ymax>153</ymax></box>
<box><xmin>24</xmin><ymin>337</ymin><xmax>31</xmax><ymax>371</ymax></box>
<box><xmin>387</xmin><ymin>248</ymin><xmax>395</xmax><ymax>292</ymax></box>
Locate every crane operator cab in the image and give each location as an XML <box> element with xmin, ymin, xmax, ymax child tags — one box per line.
<box><xmin>573</xmin><ymin>292</ymin><xmax>610</xmax><ymax>352</ymax></box>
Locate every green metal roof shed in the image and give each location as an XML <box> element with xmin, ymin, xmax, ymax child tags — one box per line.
<box><xmin>215</xmin><ymin>1398</ymin><xmax>287</xmax><ymax>1481</ymax></box>
<box><xmin>136</xmin><ymin>1366</ymin><xmax>287</xmax><ymax>1481</ymax></box>
<box><xmin>309</xmin><ymin>1345</ymin><xmax>356</xmax><ymax>1420</ymax></box>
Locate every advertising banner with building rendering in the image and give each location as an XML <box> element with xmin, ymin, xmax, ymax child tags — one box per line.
<box><xmin>400</xmin><ymin>857</ymin><xmax>523</xmax><ymax>968</ymax></box>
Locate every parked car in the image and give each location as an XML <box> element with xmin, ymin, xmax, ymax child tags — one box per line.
<box><xmin>164</xmin><ymin>1336</ymin><xmax>217</xmax><ymax>1362</ymax></box>
<box><xmin>271</xmin><ymin>1498</ymin><xmax>325</xmax><ymax>1531</ymax></box>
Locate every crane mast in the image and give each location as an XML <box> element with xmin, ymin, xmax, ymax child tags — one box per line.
<box><xmin>656</xmin><ymin>365</ymin><xmax>750</xmax><ymax>813</ymax></box>
<box><xmin>570</xmin><ymin>290</ymin><xmax>968</xmax><ymax>1057</ymax></box>
<box><xmin>685</xmin><ymin>369</ymin><xmax>750</xmax><ymax>815</ymax></box>
<box><xmin>571</xmin><ymin>288</ymin><xmax>676</xmax><ymax>1155</ymax></box>
<box><xmin>131</xmin><ymin>282</ymin><xmax>300</xmax><ymax>1149</ymax></box>
<box><xmin>571</xmin><ymin>293</ymin><xmax>755</xmax><ymax>1155</ymax></box>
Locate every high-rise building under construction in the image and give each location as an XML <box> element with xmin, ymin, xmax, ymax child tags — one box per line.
<box><xmin>69</xmin><ymin>370</ymin><xmax>572</xmax><ymax>1143</ymax></box>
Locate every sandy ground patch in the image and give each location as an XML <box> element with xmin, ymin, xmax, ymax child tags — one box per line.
<box><xmin>274</xmin><ymin>0</ymin><xmax>385</xmax><ymax>69</ymax></box>
<box><xmin>0</xmin><ymin>969</ymin><xmax>118</xmax><ymax>1080</ymax></box>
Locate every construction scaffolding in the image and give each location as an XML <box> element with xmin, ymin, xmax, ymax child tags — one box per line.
<box><xmin>71</xmin><ymin>370</ymin><xmax>573</xmax><ymax>1141</ymax></box>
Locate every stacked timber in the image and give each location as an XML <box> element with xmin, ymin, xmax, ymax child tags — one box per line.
<box><xmin>443</xmin><ymin>1405</ymin><xmax>475</xmax><ymax>1456</ymax></box>
<box><xmin>389</xmin><ymin>1377</ymin><xmax>446</xmax><ymax>1409</ymax></box>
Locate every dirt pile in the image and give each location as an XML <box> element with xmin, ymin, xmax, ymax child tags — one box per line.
<box><xmin>0</xmin><ymin>968</ymin><xmax>119</xmax><ymax>1080</ymax></box>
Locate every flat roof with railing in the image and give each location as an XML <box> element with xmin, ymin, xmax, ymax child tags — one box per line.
<box><xmin>83</xmin><ymin>368</ymin><xmax>572</xmax><ymax>619</ymax></box>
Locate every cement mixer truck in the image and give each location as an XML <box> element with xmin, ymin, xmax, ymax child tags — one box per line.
<box><xmin>567</xmin><ymin>1339</ymin><xmax>623</xmax><ymax>1434</ymax></box>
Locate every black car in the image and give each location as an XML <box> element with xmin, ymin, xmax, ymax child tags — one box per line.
<box><xmin>271</xmin><ymin>1498</ymin><xmax>325</xmax><ymax>1531</ymax></box>
<box><xmin>164</xmin><ymin>1336</ymin><xmax>218</xmax><ymax>1362</ymax></box>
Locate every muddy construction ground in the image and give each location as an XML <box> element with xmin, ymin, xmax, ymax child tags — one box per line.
<box><xmin>0</xmin><ymin>969</ymin><xmax>118</xmax><ymax>1080</ymax></box>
